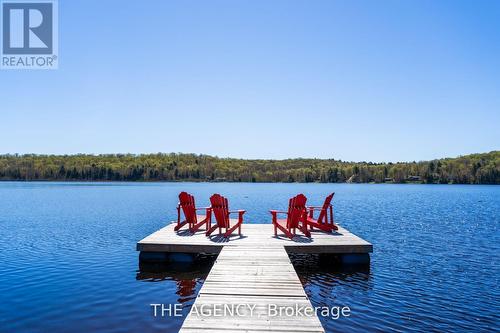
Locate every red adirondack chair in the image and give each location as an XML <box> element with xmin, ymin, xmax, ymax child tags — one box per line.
<box><xmin>306</xmin><ymin>193</ymin><xmax>338</xmax><ymax>232</ymax></box>
<box><xmin>270</xmin><ymin>194</ymin><xmax>311</xmax><ymax>239</ymax></box>
<box><xmin>206</xmin><ymin>193</ymin><xmax>245</xmax><ymax>238</ymax></box>
<box><xmin>174</xmin><ymin>192</ymin><xmax>211</xmax><ymax>233</ymax></box>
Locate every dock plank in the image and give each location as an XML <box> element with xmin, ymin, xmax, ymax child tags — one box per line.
<box><xmin>179</xmin><ymin>246</ymin><xmax>325</xmax><ymax>333</ymax></box>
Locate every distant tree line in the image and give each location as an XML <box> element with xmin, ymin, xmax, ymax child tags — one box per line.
<box><xmin>0</xmin><ymin>151</ymin><xmax>498</xmax><ymax>184</ymax></box>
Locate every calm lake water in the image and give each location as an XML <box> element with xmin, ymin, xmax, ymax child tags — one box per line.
<box><xmin>0</xmin><ymin>182</ymin><xmax>498</xmax><ymax>332</ymax></box>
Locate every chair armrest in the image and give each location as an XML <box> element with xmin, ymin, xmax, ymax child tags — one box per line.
<box><xmin>228</xmin><ymin>210</ymin><xmax>246</xmax><ymax>214</ymax></box>
<box><xmin>269</xmin><ymin>210</ymin><xmax>288</xmax><ymax>217</ymax></box>
<box><xmin>229</xmin><ymin>210</ymin><xmax>245</xmax><ymax>223</ymax></box>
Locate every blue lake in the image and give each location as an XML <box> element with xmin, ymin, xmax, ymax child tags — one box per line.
<box><xmin>0</xmin><ymin>182</ymin><xmax>498</xmax><ymax>332</ymax></box>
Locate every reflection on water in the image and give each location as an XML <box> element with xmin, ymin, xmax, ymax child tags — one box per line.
<box><xmin>291</xmin><ymin>253</ymin><xmax>371</xmax><ymax>276</ymax></box>
<box><xmin>291</xmin><ymin>254</ymin><xmax>374</xmax><ymax>332</ymax></box>
<box><xmin>137</xmin><ymin>254</ymin><xmax>216</xmax><ymax>304</ymax></box>
<box><xmin>291</xmin><ymin>253</ymin><xmax>372</xmax><ymax>299</ymax></box>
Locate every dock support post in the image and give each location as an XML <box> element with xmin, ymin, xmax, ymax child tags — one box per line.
<box><xmin>139</xmin><ymin>251</ymin><xmax>196</xmax><ymax>263</ymax></box>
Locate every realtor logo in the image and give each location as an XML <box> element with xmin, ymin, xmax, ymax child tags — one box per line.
<box><xmin>1</xmin><ymin>0</ymin><xmax>58</xmax><ymax>69</ymax></box>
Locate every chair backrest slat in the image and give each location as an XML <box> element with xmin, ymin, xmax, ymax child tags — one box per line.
<box><xmin>287</xmin><ymin>194</ymin><xmax>307</xmax><ymax>229</ymax></box>
<box><xmin>179</xmin><ymin>191</ymin><xmax>197</xmax><ymax>224</ymax></box>
<box><xmin>317</xmin><ymin>192</ymin><xmax>334</xmax><ymax>224</ymax></box>
<box><xmin>210</xmin><ymin>193</ymin><xmax>229</xmax><ymax>228</ymax></box>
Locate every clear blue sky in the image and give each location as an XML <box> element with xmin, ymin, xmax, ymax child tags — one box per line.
<box><xmin>1</xmin><ymin>0</ymin><xmax>499</xmax><ymax>162</ymax></box>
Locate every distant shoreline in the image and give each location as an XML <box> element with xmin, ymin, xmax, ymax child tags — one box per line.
<box><xmin>0</xmin><ymin>151</ymin><xmax>498</xmax><ymax>185</ymax></box>
<box><xmin>0</xmin><ymin>179</ymin><xmax>498</xmax><ymax>185</ymax></box>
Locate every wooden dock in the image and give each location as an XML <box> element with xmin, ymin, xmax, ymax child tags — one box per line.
<box><xmin>137</xmin><ymin>223</ymin><xmax>372</xmax><ymax>254</ymax></box>
<box><xmin>179</xmin><ymin>245</ymin><xmax>325</xmax><ymax>333</ymax></box>
<box><xmin>137</xmin><ymin>223</ymin><xmax>372</xmax><ymax>333</ymax></box>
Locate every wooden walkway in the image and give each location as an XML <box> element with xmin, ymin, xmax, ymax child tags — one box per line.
<box><xmin>179</xmin><ymin>245</ymin><xmax>325</xmax><ymax>333</ymax></box>
<box><xmin>137</xmin><ymin>223</ymin><xmax>372</xmax><ymax>254</ymax></box>
<box><xmin>138</xmin><ymin>223</ymin><xmax>372</xmax><ymax>333</ymax></box>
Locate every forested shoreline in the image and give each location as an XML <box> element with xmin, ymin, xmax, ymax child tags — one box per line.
<box><xmin>0</xmin><ymin>151</ymin><xmax>498</xmax><ymax>184</ymax></box>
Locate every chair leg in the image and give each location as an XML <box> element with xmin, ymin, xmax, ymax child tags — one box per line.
<box><xmin>223</xmin><ymin>223</ymin><xmax>240</xmax><ymax>238</ymax></box>
<box><xmin>206</xmin><ymin>224</ymin><xmax>218</xmax><ymax>236</ymax></box>
<box><xmin>174</xmin><ymin>220</ymin><xmax>188</xmax><ymax>231</ymax></box>
<box><xmin>298</xmin><ymin>224</ymin><xmax>311</xmax><ymax>237</ymax></box>
<box><xmin>275</xmin><ymin>223</ymin><xmax>293</xmax><ymax>239</ymax></box>
<box><xmin>191</xmin><ymin>219</ymin><xmax>207</xmax><ymax>233</ymax></box>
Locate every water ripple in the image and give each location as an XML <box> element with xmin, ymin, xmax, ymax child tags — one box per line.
<box><xmin>0</xmin><ymin>182</ymin><xmax>498</xmax><ymax>332</ymax></box>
